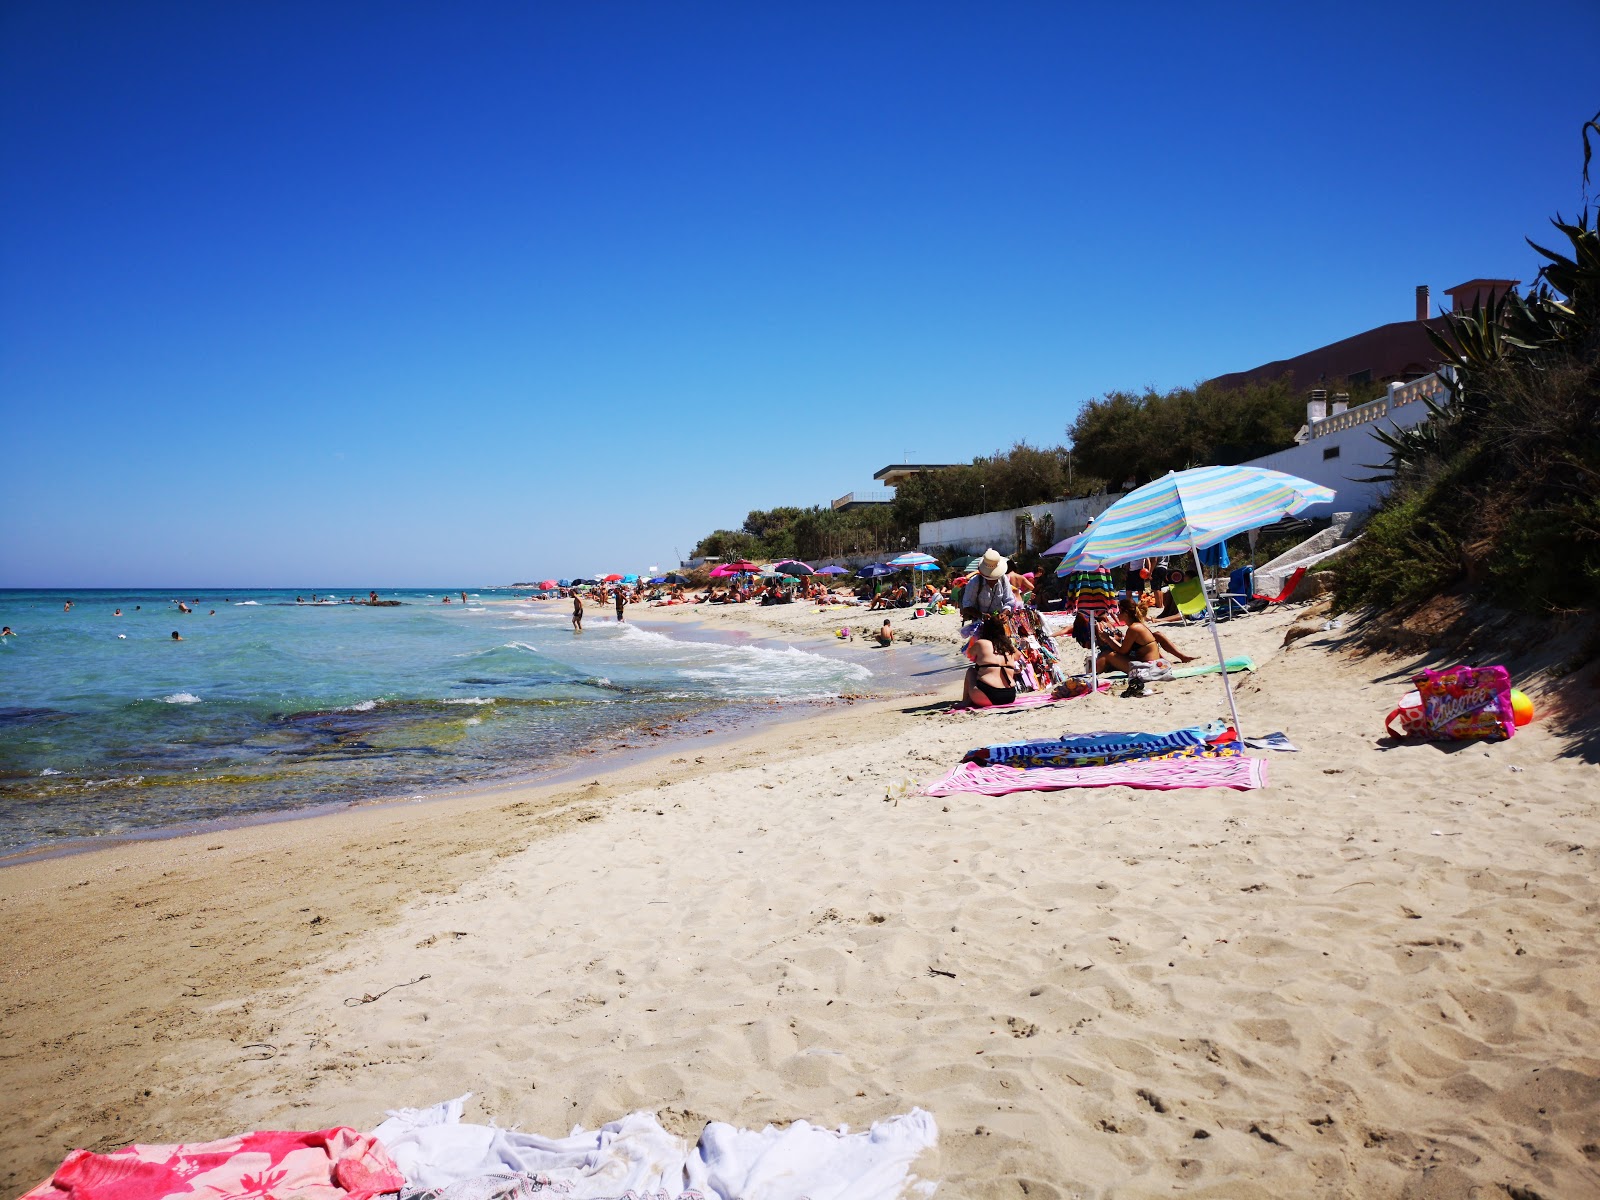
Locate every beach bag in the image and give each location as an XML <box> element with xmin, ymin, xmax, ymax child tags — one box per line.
<box><xmin>1129</xmin><ymin>658</ymin><xmax>1174</xmax><ymax>683</ymax></box>
<box><xmin>1386</xmin><ymin>665</ymin><xmax>1515</xmax><ymax>741</ymax></box>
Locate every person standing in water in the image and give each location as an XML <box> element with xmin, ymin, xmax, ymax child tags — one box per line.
<box><xmin>614</xmin><ymin>588</ymin><xmax>627</xmax><ymax>623</ymax></box>
<box><xmin>460</xmin><ymin>591</ymin><xmax>468</xmax><ymax>605</ymax></box>
<box><xmin>572</xmin><ymin>593</ymin><xmax>584</xmax><ymax>631</ymax></box>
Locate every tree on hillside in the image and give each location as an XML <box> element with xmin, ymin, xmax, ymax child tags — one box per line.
<box><xmin>1065</xmin><ymin>376</ymin><xmax>1380</xmax><ymax>487</ymax></box>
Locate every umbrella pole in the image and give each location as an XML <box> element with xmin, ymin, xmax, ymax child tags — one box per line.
<box><xmin>1191</xmin><ymin>545</ymin><xmax>1244</xmax><ymax>738</ymax></box>
<box><xmin>1089</xmin><ymin>618</ymin><xmax>1098</xmax><ymax>693</ymax></box>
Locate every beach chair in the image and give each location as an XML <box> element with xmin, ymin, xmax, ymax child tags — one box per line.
<box><xmin>1217</xmin><ymin>565</ymin><xmax>1255</xmax><ymax>620</ymax></box>
<box><xmin>1253</xmin><ymin>566</ymin><xmax>1307</xmax><ymax>606</ymax></box>
<box><xmin>1169</xmin><ymin>575</ymin><xmax>1209</xmax><ymax>620</ymax></box>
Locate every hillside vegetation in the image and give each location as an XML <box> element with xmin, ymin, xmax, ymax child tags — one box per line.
<box><xmin>1335</xmin><ymin>129</ymin><xmax>1600</xmax><ymax>616</ymax></box>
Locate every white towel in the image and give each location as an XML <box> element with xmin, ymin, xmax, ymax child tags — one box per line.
<box><xmin>372</xmin><ymin>1095</ymin><xmax>938</xmax><ymax>1200</ymax></box>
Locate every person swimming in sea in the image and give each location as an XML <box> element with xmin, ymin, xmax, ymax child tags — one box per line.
<box><xmin>114</xmin><ymin>609</ymin><xmax>122</xmax><ymax>616</ymax></box>
<box><xmin>171</xmin><ymin>631</ymin><xmax>183</xmax><ymax>641</ymax></box>
<box><xmin>1</xmin><ymin>626</ymin><xmax>14</xmax><ymax>638</ymax></box>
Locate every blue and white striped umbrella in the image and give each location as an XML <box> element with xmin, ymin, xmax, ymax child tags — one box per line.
<box><xmin>887</xmin><ymin>551</ymin><xmax>940</xmax><ymax>567</ymax></box>
<box><xmin>1051</xmin><ymin>465</ymin><xmax>1335</xmax><ymax>739</ymax></box>
<box><xmin>1061</xmin><ymin>466</ymin><xmax>1334</xmax><ymax>568</ymax></box>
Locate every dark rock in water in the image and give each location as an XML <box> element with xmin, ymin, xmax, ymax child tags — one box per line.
<box><xmin>362</xmin><ymin>600</ymin><xmax>403</xmax><ymax>606</ymax></box>
<box><xmin>0</xmin><ymin>707</ymin><xmax>73</xmax><ymax>728</ymax></box>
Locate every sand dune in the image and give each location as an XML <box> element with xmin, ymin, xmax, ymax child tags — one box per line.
<box><xmin>3</xmin><ymin>603</ymin><xmax>1597</xmax><ymax>1197</ymax></box>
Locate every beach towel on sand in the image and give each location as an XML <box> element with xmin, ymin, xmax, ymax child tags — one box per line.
<box><xmin>925</xmin><ymin>753</ymin><xmax>1265</xmax><ymax>797</ymax></box>
<box><xmin>952</xmin><ymin>682</ymin><xmax>1109</xmax><ymax>713</ymax></box>
<box><xmin>21</xmin><ymin>1128</ymin><xmax>402</xmax><ymax>1200</ymax></box>
<box><xmin>372</xmin><ymin>1095</ymin><xmax>938</xmax><ymax>1200</ymax></box>
<box><xmin>962</xmin><ymin>723</ymin><xmax>1225</xmax><ymax>768</ymax></box>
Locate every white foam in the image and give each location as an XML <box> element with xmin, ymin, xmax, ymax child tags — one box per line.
<box><xmin>464</xmin><ymin>716</ymin><xmax>482</xmax><ymax>726</ymax></box>
<box><xmin>161</xmin><ymin>693</ymin><xmax>202</xmax><ymax>704</ymax></box>
<box><xmin>234</xmin><ymin>600</ymin><xmax>260</xmax><ymax>606</ymax></box>
<box><xmin>607</xmin><ymin>622</ymin><xmax>872</xmax><ymax>699</ymax></box>
<box><xmin>340</xmin><ymin>699</ymin><xmax>379</xmax><ymax>712</ymax></box>
<box><xmin>443</xmin><ymin>697</ymin><xmax>496</xmax><ymax>706</ymax></box>
<box><xmin>40</xmin><ymin>767</ymin><xmax>61</xmax><ymax>776</ymax></box>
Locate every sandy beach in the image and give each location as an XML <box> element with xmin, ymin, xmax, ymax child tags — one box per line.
<box><xmin>4</xmin><ymin>599</ymin><xmax>1597</xmax><ymax>1198</ymax></box>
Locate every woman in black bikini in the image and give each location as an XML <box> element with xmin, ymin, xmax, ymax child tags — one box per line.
<box><xmin>963</xmin><ymin>615</ymin><xmax>1019</xmax><ymax>708</ymax></box>
<box><xmin>1096</xmin><ymin>596</ymin><xmax>1196</xmax><ymax>673</ymax></box>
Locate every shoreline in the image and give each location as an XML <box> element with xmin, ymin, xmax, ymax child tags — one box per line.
<box><xmin>5</xmin><ymin>599</ymin><xmax>1597</xmax><ymax>1196</ymax></box>
<box><xmin>0</xmin><ymin>603</ymin><xmax>951</xmax><ymax>867</ymax></box>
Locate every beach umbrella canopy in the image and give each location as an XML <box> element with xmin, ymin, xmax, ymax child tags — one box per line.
<box><xmin>648</xmin><ymin>576</ymin><xmax>667</xmax><ymax>584</ymax></box>
<box><xmin>558</xmin><ymin>579</ymin><xmax>572</xmax><ymax>587</ymax></box>
<box><xmin>724</xmin><ymin>560</ymin><xmax>759</xmax><ymax>573</ymax></box>
<box><xmin>538</xmin><ymin>580</ymin><xmax>558</xmax><ymax>590</ymax></box>
<box><xmin>663</xmin><ymin>573</ymin><xmax>691</xmax><ymax>584</ymax></box>
<box><xmin>774</xmin><ymin>560</ymin><xmax>815</xmax><ymax>576</ymax></box>
<box><xmin>887</xmin><ymin>552</ymin><xmax>939</xmax><ymax>568</ymax></box>
<box><xmin>1060</xmin><ymin>466</ymin><xmax>1334</xmax><ymax>568</ymax></box>
<box><xmin>912</xmin><ymin>562</ymin><xmax>940</xmax><ymax>571</ymax></box>
<box><xmin>857</xmin><ymin>563</ymin><xmax>896</xmax><ymax>578</ymax></box>
<box><xmin>1061</xmin><ymin>566</ymin><xmax>1117</xmax><ymax>692</ymax></box>
<box><xmin>817</xmin><ymin>565</ymin><xmax>848</xmax><ymax>575</ymax></box>
<box><xmin>603</xmin><ymin>573</ymin><xmax>624</xmax><ymax>582</ymax></box>
<box><xmin>623</xmin><ymin>574</ymin><xmax>640</xmax><ymax>583</ymax></box>
<box><xmin>1058</xmin><ymin>465</ymin><xmax>1336</xmax><ymax>736</ymax></box>
<box><xmin>963</xmin><ymin>556</ymin><xmax>985</xmax><ymax>572</ymax></box>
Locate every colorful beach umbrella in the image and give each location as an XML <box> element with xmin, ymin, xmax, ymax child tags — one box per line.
<box><xmin>558</xmin><ymin>579</ymin><xmax>572</xmax><ymax>588</ymax></box>
<box><xmin>622</xmin><ymin>574</ymin><xmax>639</xmax><ymax>583</ymax></box>
<box><xmin>1060</xmin><ymin>466</ymin><xmax>1335</xmax><ymax>737</ymax></box>
<box><xmin>1061</xmin><ymin>467</ymin><xmax>1333</xmax><ymax>568</ymax></box>
<box><xmin>538</xmin><ymin>579</ymin><xmax>558</xmax><ymax>590</ymax></box>
<box><xmin>774</xmin><ymin>560</ymin><xmax>815</xmax><ymax>577</ymax></box>
<box><xmin>1062</xmin><ymin>567</ymin><xmax>1117</xmax><ymax>692</ymax></box>
<box><xmin>603</xmin><ymin>573</ymin><xmax>624</xmax><ymax>582</ymax></box>
<box><xmin>857</xmin><ymin>563</ymin><xmax>896</xmax><ymax>579</ymax></box>
<box><xmin>817</xmin><ymin>565</ymin><xmax>848</xmax><ymax>575</ymax></box>
<box><xmin>887</xmin><ymin>552</ymin><xmax>939</xmax><ymax>568</ymax></box>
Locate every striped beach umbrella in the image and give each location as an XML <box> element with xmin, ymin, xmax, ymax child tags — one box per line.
<box><xmin>1065</xmin><ymin>466</ymin><xmax>1334</xmax><ymax>569</ymax></box>
<box><xmin>1061</xmin><ymin>466</ymin><xmax>1335</xmax><ymax>737</ymax></box>
<box><xmin>1061</xmin><ymin>566</ymin><xmax>1116</xmax><ymax>692</ymax></box>
<box><xmin>887</xmin><ymin>552</ymin><xmax>939</xmax><ymax>567</ymax></box>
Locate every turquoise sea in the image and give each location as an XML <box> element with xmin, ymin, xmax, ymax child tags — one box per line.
<box><xmin>0</xmin><ymin>589</ymin><xmax>879</xmax><ymax>857</ymax></box>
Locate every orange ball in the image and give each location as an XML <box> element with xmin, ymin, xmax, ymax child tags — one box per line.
<box><xmin>1510</xmin><ymin>689</ymin><xmax>1534</xmax><ymax>726</ymax></box>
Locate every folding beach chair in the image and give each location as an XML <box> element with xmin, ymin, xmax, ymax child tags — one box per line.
<box><xmin>1253</xmin><ymin>566</ymin><xmax>1307</xmax><ymax>606</ymax></box>
<box><xmin>1217</xmin><ymin>565</ymin><xmax>1255</xmax><ymax>620</ymax></box>
<box><xmin>1169</xmin><ymin>574</ymin><xmax>1209</xmax><ymax>620</ymax></box>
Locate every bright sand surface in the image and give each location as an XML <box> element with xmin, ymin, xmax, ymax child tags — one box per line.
<box><xmin>4</xmin><ymin>599</ymin><xmax>1598</xmax><ymax>1197</ymax></box>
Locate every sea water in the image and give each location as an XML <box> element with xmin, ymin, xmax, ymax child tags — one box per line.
<box><xmin>0</xmin><ymin>589</ymin><xmax>875</xmax><ymax>856</ymax></box>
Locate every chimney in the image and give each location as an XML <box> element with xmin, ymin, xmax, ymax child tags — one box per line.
<box><xmin>1331</xmin><ymin>392</ymin><xmax>1349</xmax><ymax>415</ymax></box>
<box><xmin>1415</xmin><ymin>284</ymin><xmax>1429</xmax><ymax>321</ymax></box>
<box><xmin>1307</xmin><ymin>388</ymin><xmax>1328</xmax><ymax>425</ymax></box>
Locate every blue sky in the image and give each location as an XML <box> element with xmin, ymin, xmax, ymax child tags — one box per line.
<box><xmin>3</xmin><ymin>2</ymin><xmax>1596</xmax><ymax>586</ymax></box>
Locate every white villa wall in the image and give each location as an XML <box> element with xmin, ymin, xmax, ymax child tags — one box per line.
<box><xmin>918</xmin><ymin>493</ymin><xmax>1122</xmax><ymax>557</ymax></box>
<box><xmin>1244</xmin><ymin>373</ymin><xmax>1447</xmax><ymax>516</ymax></box>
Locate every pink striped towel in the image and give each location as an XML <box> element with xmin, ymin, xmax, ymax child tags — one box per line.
<box><xmin>924</xmin><ymin>755</ymin><xmax>1267</xmax><ymax>796</ymax></box>
<box><xmin>952</xmin><ymin>682</ymin><xmax>1111</xmax><ymax>713</ymax></box>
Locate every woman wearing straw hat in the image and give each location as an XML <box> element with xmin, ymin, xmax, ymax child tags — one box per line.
<box><xmin>959</xmin><ymin>549</ymin><xmax>1014</xmax><ymax>621</ymax></box>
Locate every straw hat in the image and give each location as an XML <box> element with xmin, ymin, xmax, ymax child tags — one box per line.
<box><xmin>978</xmin><ymin>548</ymin><xmax>1008</xmax><ymax>580</ymax></box>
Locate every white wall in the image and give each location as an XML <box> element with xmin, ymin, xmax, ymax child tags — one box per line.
<box><xmin>1245</xmin><ymin>374</ymin><xmax>1445</xmax><ymax>516</ymax></box>
<box><xmin>918</xmin><ymin>494</ymin><xmax>1122</xmax><ymax>556</ymax></box>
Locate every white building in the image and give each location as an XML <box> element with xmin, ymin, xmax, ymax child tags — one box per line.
<box><xmin>1243</xmin><ymin>371</ymin><xmax>1450</xmax><ymax>516</ymax></box>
